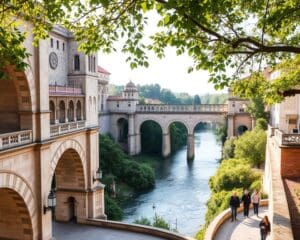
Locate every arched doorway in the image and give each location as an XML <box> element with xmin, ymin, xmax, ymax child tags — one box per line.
<box><xmin>0</xmin><ymin>188</ymin><xmax>33</xmax><ymax>239</ymax></box>
<box><xmin>59</xmin><ymin>101</ymin><xmax>65</xmax><ymax>123</ymax></box>
<box><xmin>76</xmin><ymin>101</ymin><xmax>82</xmax><ymax>120</ymax></box>
<box><xmin>117</xmin><ymin>118</ymin><xmax>128</xmax><ymax>151</ymax></box>
<box><xmin>140</xmin><ymin>120</ymin><xmax>162</xmax><ymax>156</ymax></box>
<box><xmin>50</xmin><ymin>100</ymin><xmax>55</xmax><ymax>124</ymax></box>
<box><xmin>68</xmin><ymin>100</ymin><xmax>74</xmax><ymax>122</ymax></box>
<box><xmin>237</xmin><ymin>125</ymin><xmax>248</xmax><ymax>135</ymax></box>
<box><xmin>49</xmin><ymin>148</ymin><xmax>86</xmax><ymax>222</ymax></box>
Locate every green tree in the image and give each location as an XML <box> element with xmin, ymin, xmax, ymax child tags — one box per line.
<box><xmin>3</xmin><ymin>0</ymin><xmax>300</xmax><ymax>97</ymax></box>
<box><xmin>234</xmin><ymin>129</ymin><xmax>267</xmax><ymax>168</ymax></box>
<box><xmin>255</xmin><ymin>118</ymin><xmax>268</xmax><ymax>131</ymax></box>
<box><xmin>193</xmin><ymin>94</ymin><xmax>201</xmax><ymax>105</ymax></box>
<box><xmin>222</xmin><ymin>137</ymin><xmax>236</xmax><ymax>160</ymax></box>
<box><xmin>246</xmin><ymin>96</ymin><xmax>267</xmax><ymax>120</ymax></box>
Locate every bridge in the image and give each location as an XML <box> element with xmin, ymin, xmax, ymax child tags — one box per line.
<box><xmin>99</xmin><ymin>83</ymin><xmax>253</xmax><ymax>160</ymax></box>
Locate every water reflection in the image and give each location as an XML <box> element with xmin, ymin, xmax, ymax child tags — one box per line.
<box><xmin>122</xmin><ymin>130</ymin><xmax>221</xmax><ymax>236</ymax></box>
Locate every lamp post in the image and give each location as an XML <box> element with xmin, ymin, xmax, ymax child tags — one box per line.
<box><xmin>94</xmin><ymin>168</ymin><xmax>102</xmax><ymax>181</ymax></box>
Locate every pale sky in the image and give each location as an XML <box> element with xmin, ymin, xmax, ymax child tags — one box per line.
<box><xmin>97</xmin><ymin>11</ymin><xmax>226</xmax><ymax>96</ymax></box>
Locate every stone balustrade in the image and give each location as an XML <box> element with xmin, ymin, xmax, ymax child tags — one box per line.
<box><xmin>49</xmin><ymin>84</ymin><xmax>84</xmax><ymax>96</ymax></box>
<box><xmin>0</xmin><ymin>130</ymin><xmax>33</xmax><ymax>150</ymax></box>
<box><xmin>50</xmin><ymin>121</ymin><xmax>86</xmax><ymax>136</ymax></box>
<box><xmin>136</xmin><ymin>104</ymin><xmax>228</xmax><ymax>113</ymax></box>
<box><xmin>273</xmin><ymin>128</ymin><xmax>300</xmax><ymax>146</ymax></box>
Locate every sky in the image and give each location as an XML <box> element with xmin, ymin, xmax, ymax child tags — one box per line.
<box><xmin>98</xmin><ymin>49</ymin><xmax>226</xmax><ymax>95</ymax></box>
<box><xmin>97</xmin><ymin>11</ymin><xmax>226</xmax><ymax>96</ymax></box>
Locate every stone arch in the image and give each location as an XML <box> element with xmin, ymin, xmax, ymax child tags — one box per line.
<box><xmin>58</xmin><ymin>100</ymin><xmax>66</xmax><ymax>123</ymax></box>
<box><xmin>76</xmin><ymin>100</ymin><xmax>82</xmax><ymax>120</ymax></box>
<box><xmin>137</xmin><ymin>118</ymin><xmax>164</xmax><ymax>134</ymax></box>
<box><xmin>0</xmin><ymin>171</ymin><xmax>37</xmax><ymax>240</ymax></box>
<box><xmin>166</xmin><ymin>120</ymin><xmax>189</xmax><ymax>134</ymax></box>
<box><xmin>47</xmin><ymin>139</ymin><xmax>86</xmax><ymax>196</ymax></box>
<box><xmin>237</xmin><ymin>125</ymin><xmax>248</xmax><ymax>135</ymax></box>
<box><xmin>117</xmin><ymin>117</ymin><xmax>128</xmax><ymax>143</ymax></box>
<box><xmin>0</xmin><ymin>66</ymin><xmax>34</xmax><ymax>132</ymax></box>
<box><xmin>68</xmin><ymin>100</ymin><xmax>74</xmax><ymax>122</ymax></box>
<box><xmin>50</xmin><ymin>100</ymin><xmax>55</xmax><ymax>124</ymax></box>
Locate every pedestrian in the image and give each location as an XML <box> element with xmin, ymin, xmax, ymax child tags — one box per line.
<box><xmin>241</xmin><ymin>189</ymin><xmax>251</xmax><ymax>218</ymax></box>
<box><xmin>251</xmin><ymin>189</ymin><xmax>261</xmax><ymax>216</ymax></box>
<box><xmin>229</xmin><ymin>191</ymin><xmax>240</xmax><ymax>222</ymax></box>
<box><xmin>259</xmin><ymin>215</ymin><xmax>271</xmax><ymax>240</ymax></box>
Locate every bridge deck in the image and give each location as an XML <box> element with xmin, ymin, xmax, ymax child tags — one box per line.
<box><xmin>214</xmin><ymin>207</ymin><xmax>269</xmax><ymax>240</ymax></box>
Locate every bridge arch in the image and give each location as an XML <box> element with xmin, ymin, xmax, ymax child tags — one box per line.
<box><xmin>47</xmin><ymin>139</ymin><xmax>86</xmax><ymax>196</ymax></box>
<box><xmin>0</xmin><ymin>171</ymin><xmax>37</xmax><ymax>239</ymax></box>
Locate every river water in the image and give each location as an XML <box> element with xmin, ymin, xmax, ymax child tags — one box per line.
<box><xmin>122</xmin><ymin>130</ymin><xmax>221</xmax><ymax>237</ymax></box>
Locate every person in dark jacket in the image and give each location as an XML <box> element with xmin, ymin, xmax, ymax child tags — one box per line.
<box><xmin>259</xmin><ymin>215</ymin><xmax>271</xmax><ymax>240</ymax></box>
<box><xmin>241</xmin><ymin>189</ymin><xmax>251</xmax><ymax>218</ymax></box>
<box><xmin>229</xmin><ymin>192</ymin><xmax>240</xmax><ymax>221</ymax></box>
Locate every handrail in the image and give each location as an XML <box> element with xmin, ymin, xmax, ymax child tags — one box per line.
<box><xmin>0</xmin><ymin>130</ymin><xmax>33</xmax><ymax>150</ymax></box>
<box><xmin>85</xmin><ymin>218</ymin><xmax>194</xmax><ymax>240</ymax></box>
<box><xmin>273</xmin><ymin>128</ymin><xmax>300</xmax><ymax>145</ymax></box>
<box><xmin>49</xmin><ymin>84</ymin><xmax>84</xmax><ymax>96</ymax></box>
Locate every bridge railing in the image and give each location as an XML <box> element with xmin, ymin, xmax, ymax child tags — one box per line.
<box><xmin>136</xmin><ymin>104</ymin><xmax>228</xmax><ymax>113</ymax></box>
<box><xmin>0</xmin><ymin>130</ymin><xmax>33</xmax><ymax>150</ymax></box>
<box><xmin>50</xmin><ymin>121</ymin><xmax>86</xmax><ymax>136</ymax></box>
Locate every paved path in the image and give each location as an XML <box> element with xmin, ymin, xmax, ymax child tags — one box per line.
<box><xmin>53</xmin><ymin>221</ymin><xmax>167</xmax><ymax>240</ymax></box>
<box><xmin>214</xmin><ymin>207</ymin><xmax>270</xmax><ymax>240</ymax></box>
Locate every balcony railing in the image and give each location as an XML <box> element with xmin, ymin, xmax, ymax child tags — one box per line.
<box><xmin>49</xmin><ymin>84</ymin><xmax>84</xmax><ymax>96</ymax></box>
<box><xmin>50</xmin><ymin>121</ymin><xmax>86</xmax><ymax>136</ymax></box>
<box><xmin>0</xmin><ymin>130</ymin><xmax>33</xmax><ymax>150</ymax></box>
<box><xmin>136</xmin><ymin>104</ymin><xmax>228</xmax><ymax>113</ymax></box>
<box><xmin>273</xmin><ymin>128</ymin><xmax>300</xmax><ymax>146</ymax></box>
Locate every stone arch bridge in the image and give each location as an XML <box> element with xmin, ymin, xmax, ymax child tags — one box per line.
<box><xmin>107</xmin><ymin>103</ymin><xmax>252</xmax><ymax>160</ymax></box>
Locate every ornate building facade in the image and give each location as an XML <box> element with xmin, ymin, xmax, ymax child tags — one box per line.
<box><xmin>0</xmin><ymin>25</ymin><xmax>105</xmax><ymax>240</ymax></box>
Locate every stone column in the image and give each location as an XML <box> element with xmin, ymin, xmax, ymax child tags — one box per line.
<box><xmin>127</xmin><ymin>114</ymin><xmax>136</xmax><ymax>155</ymax></box>
<box><xmin>162</xmin><ymin>132</ymin><xmax>171</xmax><ymax>158</ymax></box>
<box><xmin>135</xmin><ymin>132</ymin><xmax>141</xmax><ymax>155</ymax></box>
<box><xmin>227</xmin><ymin>114</ymin><xmax>235</xmax><ymax>137</ymax></box>
<box><xmin>187</xmin><ymin>134</ymin><xmax>195</xmax><ymax>160</ymax></box>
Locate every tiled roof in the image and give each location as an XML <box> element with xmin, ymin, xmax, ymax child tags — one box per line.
<box><xmin>97</xmin><ymin>66</ymin><xmax>111</xmax><ymax>75</ymax></box>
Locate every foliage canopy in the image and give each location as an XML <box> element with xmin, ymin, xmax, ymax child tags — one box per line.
<box><xmin>2</xmin><ymin>0</ymin><xmax>300</xmax><ymax>99</ymax></box>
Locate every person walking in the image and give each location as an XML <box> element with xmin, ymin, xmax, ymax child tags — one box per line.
<box><xmin>251</xmin><ymin>189</ymin><xmax>261</xmax><ymax>216</ymax></box>
<box><xmin>259</xmin><ymin>215</ymin><xmax>271</xmax><ymax>240</ymax></box>
<box><xmin>241</xmin><ymin>189</ymin><xmax>251</xmax><ymax>218</ymax></box>
<box><xmin>229</xmin><ymin>192</ymin><xmax>240</xmax><ymax>222</ymax></box>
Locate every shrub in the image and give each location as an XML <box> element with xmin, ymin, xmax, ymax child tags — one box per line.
<box><xmin>209</xmin><ymin>159</ymin><xmax>260</xmax><ymax>192</ymax></box>
<box><xmin>255</xmin><ymin>118</ymin><xmax>268</xmax><ymax>131</ymax></box>
<box><xmin>234</xmin><ymin>129</ymin><xmax>266</xmax><ymax>168</ymax></box>
<box><xmin>152</xmin><ymin>214</ymin><xmax>170</xmax><ymax>230</ymax></box>
<box><xmin>104</xmin><ymin>195</ymin><xmax>123</xmax><ymax>220</ymax></box>
<box><xmin>134</xmin><ymin>217</ymin><xmax>151</xmax><ymax>226</ymax></box>
<box><xmin>222</xmin><ymin>137</ymin><xmax>236</xmax><ymax>160</ymax></box>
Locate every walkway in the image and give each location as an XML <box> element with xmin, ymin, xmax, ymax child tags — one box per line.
<box><xmin>214</xmin><ymin>207</ymin><xmax>269</xmax><ymax>240</ymax></box>
<box><xmin>53</xmin><ymin>221</ymin><xmax>166</xmax><ymax>240</ymax></box>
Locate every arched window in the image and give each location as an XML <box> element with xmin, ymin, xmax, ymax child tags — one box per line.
<box><xmin>59</xmin><ymin>101</ymin><xmax>65</xmax><ymax>123</ymax></box>
<box><xmin>93</xmin><ymin>56</ymin><xmax>96</xmax><ymax>72</ymax></box>
<box><xmin>74</xmin><ymin>55</ymin><xmax>80</xmax><ymax>71</ymax></box>
<box><xmin>76</xmin><ymin>101</ymin><xmax>82</xmax><ymax>121</ymax></box>
<box><xmin>68</xmin><ymin>101</ymin><xmax>74</xmax><ymax>122</ymax></box>
<box><xmin>49</xmin><ymin>101</ymin><xmax>55</xmax><ymax>124</ymax></box>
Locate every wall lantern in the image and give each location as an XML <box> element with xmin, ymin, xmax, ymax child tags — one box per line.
<box><xmin>44</xmin><ymin>190</ymin><xmax>56</xmax><ymax>214</ymax></box>
<box><xmin>94</xmin><ymin>168</ymin><xmax>103</xmax><ymax>181</ymax></box>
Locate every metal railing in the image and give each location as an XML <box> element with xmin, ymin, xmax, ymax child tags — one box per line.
<box><xmin>0</xmin><ymin>130</ymin><xmax>33</xmax><ymax>150</ymax></box>
<box><xmin>136</xmin><ymin>104</ymin><xmax>228</xmax><ymax>113</ymax></box>
<box><xmin>50</xmin><ymin>121</ymin><xmax>86</xmax><ymax>136</ymax></box>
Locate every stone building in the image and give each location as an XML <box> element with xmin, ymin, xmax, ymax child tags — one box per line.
<box><xmin>0</xmin><ymin>25</ymin><xmax>105</xmax><ymax>240</ymax></box>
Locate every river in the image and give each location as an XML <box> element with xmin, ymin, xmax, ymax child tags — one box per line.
<box><xmin>122</xmin><ymin>130</ymin><xmax>221</xmax><ymax>237</ymax></box>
